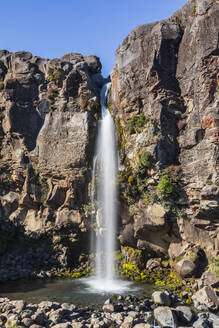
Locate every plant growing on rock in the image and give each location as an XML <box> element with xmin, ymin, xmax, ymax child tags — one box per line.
<box><xmin>157</xmin><ymin>174</ymin><xmax>177</xmax><ymax>198</ymax></box>
<box><xmin>47</xmin><ymin>67</ymin><xmax>62</xmax><ymax>84</ymax></box>
<box><xmin>127</xmin><ymin>113</ymin><xmax>147</xmax><ymax>134</ymax></box>
<box><xmin>138</xmin><ymin>150</ymin><xmax>151</xmax><ymax>173</ymax></box>
<box><xmin>209</xmin><ymin>256</ymin><xmax>219</xmax><ymax>277</ymax></box>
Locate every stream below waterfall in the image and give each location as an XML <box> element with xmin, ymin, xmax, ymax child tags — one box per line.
<box><xmin>0</xmin><ymin>278</ymin><xmax>156</xmax><ymax>306</ymax></box>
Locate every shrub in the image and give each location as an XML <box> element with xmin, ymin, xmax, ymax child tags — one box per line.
<box><xmin>47</xmin><ymin>68</ymin><xmax>62</xmax><ymax>83</ymax></box>
<box><xmin>127</xmin><ymin>113</ymin><xmax>146</xmax><ymax>134</ymax></box>
<box><xmin>138</xmin><ymin>150</ymin><xmax>151</xmax><ymax>171</ymax></box>
<box><xmin>157</xmin><ymin>174</ymin><xmax>177</xmax><ymax>197</ymax></box>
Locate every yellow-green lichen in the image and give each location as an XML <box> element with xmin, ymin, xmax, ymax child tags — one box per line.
<box><xmin>56</xmin><ymin>266</ymin><xmax>92</xmax><ymax>279</ymax></box>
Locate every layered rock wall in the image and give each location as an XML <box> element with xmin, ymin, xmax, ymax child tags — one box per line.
<box><xmin>0</xmin><ymin>50</ymin><xmax>104</xmax><ymax>279</ymax></box>
<box><xmin>111</xmin><ymin>0</ymin><xmax>219</xmax><ymax>263</ymax></box>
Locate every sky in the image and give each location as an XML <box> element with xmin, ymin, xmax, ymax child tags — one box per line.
<box><xmin>1</xmin><ymin>0</ymin><xmax>187</xmax><ymax>77</ymax></box>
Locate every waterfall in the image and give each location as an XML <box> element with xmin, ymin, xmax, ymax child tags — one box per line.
<box><xmin>90</xmin><ymin>82</ymin><xmax>119</xmax><ymax>291</ymax></box>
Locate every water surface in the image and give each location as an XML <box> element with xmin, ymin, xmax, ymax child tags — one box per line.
<box><xmin>0</xmin><ymin>278</ymin><xmax>156</xmax><ymax>306</ymax></box>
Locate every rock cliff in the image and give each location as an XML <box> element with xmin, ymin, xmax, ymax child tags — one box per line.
<box><xmin>0</xmin><ymin>50</ymin><xmax>104</xmax><ymax>279</ymax></box>
<box><xmin>111</xmin><ymin>0</ymin><xmax>219</xmax><ymax>271</ymax></box>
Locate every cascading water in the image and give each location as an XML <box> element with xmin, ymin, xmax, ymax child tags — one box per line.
<box><xmin>87</xmin><ymin>83</ymin><xmax>131</xmax><ymax>293</ymax></box>
<box><xmin>96</xmin><ymin>83</ymin><xmax>117</xmax><ymax>282</ymax></box>
<box><xmin>90</xmin><ymin>83</ymin><xmax>118</xmax><ymax>291</ymax></box>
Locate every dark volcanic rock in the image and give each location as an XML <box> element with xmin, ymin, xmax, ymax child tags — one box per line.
<box><xmin>0</xmin><ymin>50</ymin><xmax>104</xmax><ymax>280</ymax></box>
<box><xmin>111</xmin><ymin>0</ymin><xmax>219</xmax><ymax>261</ymax></box>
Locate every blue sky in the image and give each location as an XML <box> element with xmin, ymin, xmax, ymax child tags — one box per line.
<box><xmin>1</xmin><ymin>0</ymin><xmax>187</xmax><ymax>76</ymax></box>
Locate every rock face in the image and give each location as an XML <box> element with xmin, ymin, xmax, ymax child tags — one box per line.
<box><xmin>0</xmin><ymin>50</ymin><xmax>104</xmax><ymax>278</ymax></box>
<box><xmin>111</xmin><ymin>0</ymin><xmax>219</xmax><ymax>268</ymax></box>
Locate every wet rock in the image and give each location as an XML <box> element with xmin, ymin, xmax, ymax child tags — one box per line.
<box><xmin>152</xmin><ymin>291</ymin><xmax>171</xmax><ymax>306</ymax></box>
<box><xmin>154</xmin><ymin>306</ymin><xmax>178</xmax><ymax>328</ymax></box>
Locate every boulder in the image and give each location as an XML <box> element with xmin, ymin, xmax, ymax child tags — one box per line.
<box><xmin>174</xmin><ymin>257</ymin><xmax>196</xmax><ymax>278</ymax></box>
<box><xmin>154</xmin><ymin>306</ymin><xmax>178</xmax><ymax>328</ymax></box>
<box><xmin>198</xmin><ymin>270</ymin><xmax>219</xmax><ymax>289</ymax></box>
<box><xmin>192</xmin><ymin>286</ymin><xmax>219</xmax><ymax>311</ymax></box>
<box><xmin>175</xmin><ymin>306</ymin><xmax>195</xmax><ymax>324</ymax></box>
<box><xmin>134</xmin><ymin>203</ymin><xmax>171</xmax><ymax>254</ymax></box>
<box><xmin>102</xmin><ymin>303</ymin><xmax>114</xmax><ymax>313</ymax></box>
<box><xmin>152</xmin><ymin>291</ymin><xmax>171</xmax><ymax>306</ymax></box>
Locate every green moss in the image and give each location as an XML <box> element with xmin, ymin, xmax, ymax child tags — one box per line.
<box><xmin>107</xmin><ymin>102</ymin><xmax>113</xmax><ymax>113</ymax></box>
<box><xmin>114</xmin><ymin>250</ymin><xmax>124</xmax><ymax>262</ymax></box>
<box><xmin>157</xmin><ymin>174</ymin><xmax>177</xmax><ymax>198</ymax></box>
<box><xmin>161</xmin><ymin>260</ymin><xmax>169</xmax><ymax>268</ymax></box>
<box><xmin>175</xmin><ymin>255</ymin><xmax>184</xmax><ymax>263</ymax></box>
<box><xmin>122</xmin><ymin>246</ymin><xmax>143</xmax><ymax>266</ymax></box>
<box><xmin>138</xmin><ymin>150</ymin><xmax>151</xmax><ymax>173</ymax></box>
<box><xmin>47</xmin><ymin>68</ymin><xmax>62</xmax><ymax>83</ymax></box>
<box><xmin>115</xmin><ymin>117</ymin><xmax>126</xmax><ymax>159</ymax></box>
<box><xmin>206</xmin><ymin>178</ymin><xmax>213</xmax><ymax>185</ymax></box>
<box><xmin>56</xmin><ymin>266</ymin><xmax>91</xmax><ymax>279</ymax></box>
<box><xmin>171</xmin><ymin>207</ymin><xmax>183</xmax><ymax>219</ymax></box>
<box><xmin>82</xmin><ymin>201</ymin><xmax>96</xmax><ymax>216</ymax></box>
<box><xmin>121</xmin><ymin>263</ymin><xmax>141</xmax><ymax>281</ymax></box>
<box><xmin>127</xmin><ymin>113</ymin><xmax>146</xmax><ymax>134</ymax></box>
<box><xmin>7</xmin><ymin>322</ymin><xmax>20</xmax><ymax>328</ymax></box>
<box><xmin>187</xmin><ymin>250</ymin><xmax>198</xmax><ymax>261</ymax></box>
<box><xmin>209</xmin><ymin>256</ymin><xmax>219</xmax><ymax>277</ymax></box>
